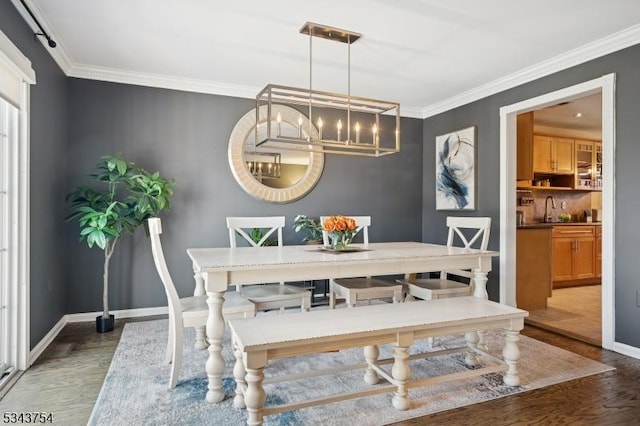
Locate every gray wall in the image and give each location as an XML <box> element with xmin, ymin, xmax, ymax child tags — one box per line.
<box><xmin>423</xmin><ymin>44</ymin><xmax>640</xmax><ymax>348</ymax></box>
<box><xmin>65</xmin><ymin>79</ymin><xmax>424</xmax><ymax>314</ymax></box>
<box><xmin>0</xmin><ymin>3</ymin><xmax>69</xmax><ymax>347</ymax></box>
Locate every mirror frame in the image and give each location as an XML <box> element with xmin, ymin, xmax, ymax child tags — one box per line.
<box><xmin>228</xmin><ymin>104</ymin><xmax>324</xmax><ymax>203</ymax></box>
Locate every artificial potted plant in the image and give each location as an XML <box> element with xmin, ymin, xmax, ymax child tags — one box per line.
<box><xmin>293</xmin><ymin>215</ymin><xmax>324</xmax><ymax>244</ymax></box>
<box><xmin>66</xmin><ymin>154</ymin><xmax>174</xmax><ymax>333</ymax></box>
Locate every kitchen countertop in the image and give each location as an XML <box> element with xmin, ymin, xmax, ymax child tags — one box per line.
<box><xmin>517</xmin><ymin>221</ymin><xmax>602</xmax><ymax>229</ymax></box>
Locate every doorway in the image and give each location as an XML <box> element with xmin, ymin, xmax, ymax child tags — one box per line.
<box><xmin>499</xmin><ymin>74</ymin><xmax>615</xmax><ymax>350</ymax></box>
<box><xmin>518</xmin><ymin>94</ymin><xmax>603</xmax><ymax>345</ymax></box>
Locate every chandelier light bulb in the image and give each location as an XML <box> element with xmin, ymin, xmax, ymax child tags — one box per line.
<box><xmin>297</xmin><ymin>115</ymin><xmax>303</xmax><ymax>138</ymax></box>
<box><xmin>276</xmin><ymin>112</ymin><xmax>282</xmax><ymax>136</ymax></box>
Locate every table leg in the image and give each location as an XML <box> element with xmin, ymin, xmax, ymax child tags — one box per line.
<box><xmin>205</xmin><ymin>290</ymin><xmax>226</xmax><ymax>403</ymax></box>
<box><xmin>473</xmin><ymin>269</ymin><xmax>489</xmax><ymax>299</ymax></box>
<box><xmin>502</xmin><ymin>329</ymin><xmax>521</xmax><ymax>386</ymax></box>
<box><xmin>363</xmin><ymin>345</ymin><xmax>380</xmax><ymax>384</ymax></box>
<box><xmin>193</xmin><ymin>269</ymin><xmax>207</xmax><ymax>350</ymax></box>
<box><xmin>464</xmin><ymin>331</ymin><xmax>480</xmax><ymax>367</ymax></box>
<box><xmin>473</xmin><ymin>269</ymin><xmax>489</xmax><ymax>350</ymax></box>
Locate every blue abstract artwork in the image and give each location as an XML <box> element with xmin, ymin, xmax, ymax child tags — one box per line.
<box><xmin>435</xmin><ymin>126</ymin><xmax>476</xmax><ymax>210</ymax></box>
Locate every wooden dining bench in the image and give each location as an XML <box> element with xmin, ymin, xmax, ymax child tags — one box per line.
<box><xmin>228</xmin><ymin>297</ymin><xmax>528</xmax><ymax>425</ymax></box>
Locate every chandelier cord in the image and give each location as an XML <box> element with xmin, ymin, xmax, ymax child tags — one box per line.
<box><xmin>308</xmin><ymin>28</ymin><xmax>313</xmax><ymax>140</ymax></box>
<box><xmin>347</xmin><ymin>35</ymin><xmax>351</xmax><ymax>143</ymax></box>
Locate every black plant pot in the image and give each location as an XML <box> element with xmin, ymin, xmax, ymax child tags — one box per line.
<box><xmin>96</xmin><ymin>314</ymin><xmax>115</xmax><ymax>333</ymax></box>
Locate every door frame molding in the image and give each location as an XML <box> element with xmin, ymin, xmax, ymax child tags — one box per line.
<box><xmin>499</xmin><ymin>74</ymin><xmax>615</xmax><ymax>350</ymax></box>
<box><xmin>0</xmin><ymin>29</ymin><xmax>35</xmax><ymax>374</ymax></box>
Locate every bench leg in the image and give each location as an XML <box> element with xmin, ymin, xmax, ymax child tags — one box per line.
<box><xmin>464</xmin><ymin>331</ymin><xmax>480</xmax><ymax>367</ymax></box>
<box><xmin>363</xmin><ymin>345</ymin><xmax>380</xmax><ymax>385</ymax></box>
<box><xmin>391</xmin><ymin>343</ymin><xmax>410</xmax><ymax>410</ymax></box>
<box><xmin>245</xmin><ymin>366</ymin><xmax>266</xmax><ymax>426</ymax></box>
<box><xmin>502</xmin><ymin>329</ymin><xmax>521</xmax><ymax>386</ymax></box>
<box><xmin>233</xmin><ymin>338</ymin><xmax>247</xmax><ymax>409</ymax></box>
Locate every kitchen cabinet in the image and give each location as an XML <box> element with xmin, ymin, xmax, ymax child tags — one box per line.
<box><xmin>533</xmin><ymin>135</ymin><xmax>574</xmax><ymax>174</ymax></box>
<box><xmin>575</xmin><ymin>139</ymin><xmax>603</xmax><ymax>190</ymax></box>
<box><xmin>516</xmin><ymin>112</ymin><xmax>534</xmax><ymax>181</ymax></box>
<box><xmin>516</xmin><ymin>228</ymin><xmax>552</xmax><ymax>310</ymax></box>
<box><xmin>552</xmin><ymin>225</ymin><xmax>596</xmax><ymax>288</ymax></box>
<box><xmin>595</xmin><ymin>226</ymin><xmax>602</xmax><ymax>277</ymax></box>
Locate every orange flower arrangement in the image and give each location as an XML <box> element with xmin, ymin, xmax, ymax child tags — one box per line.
<box><xmin>323</xmin><ymin>215</ymin><xmax>358</xmax><ymax>250</ymax></box>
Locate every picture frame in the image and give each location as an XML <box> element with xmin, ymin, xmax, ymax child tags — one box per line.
<box><xmin>435</xmin><ymin>126</ymin><xmax>477</xmax><ymax>211</ymax></box>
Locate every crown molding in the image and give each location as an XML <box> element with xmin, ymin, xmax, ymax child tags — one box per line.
<box><xmin>398</xmin><ymin>106</ymin><xmax>423</xmax><ymax>119</ymax></box>
<box><xmin>67</xmin><ymin>63</ymin><xmax>260</xmax><ymax>99</ymax></box>
<box><xmin>421</xmin><ymin>24</ymin><xmax>640</xmax><ymax>119</ymax></box>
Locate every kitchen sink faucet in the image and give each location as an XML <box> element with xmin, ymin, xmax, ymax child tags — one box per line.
<box><xmin>544</xmin><ymin>195</ymin><xmax>557</xmax><ymax>223</ymax></box>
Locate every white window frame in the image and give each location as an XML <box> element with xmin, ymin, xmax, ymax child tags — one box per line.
<box><xmin>0</xmin><ymin>28</ymin><xmax>35</xmax><ymax>384</ymax></box>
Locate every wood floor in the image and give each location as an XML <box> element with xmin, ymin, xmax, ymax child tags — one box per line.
<box><xmin>1</xmin><ymin>316</ymin><xmax>639</xmax><ymax>425</ymax></box>
<box><xmin>526</xmin><ymin>285</ymin><xmax>601</xmax><ymax>346</ymax></box>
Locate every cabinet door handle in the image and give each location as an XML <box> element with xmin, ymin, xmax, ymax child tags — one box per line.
<box><xmin>557</xmin><ymin>230</ymin><xmax>590</xmax><ymax>234</ymax></box>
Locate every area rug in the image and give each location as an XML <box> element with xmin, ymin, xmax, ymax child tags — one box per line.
<box><xmin>89</xmin><ymin>318</ymin><xmax>613</xmax><ymax>425</ymax></box>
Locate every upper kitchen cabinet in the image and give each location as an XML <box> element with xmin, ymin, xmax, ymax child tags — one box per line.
<box><xmin>575</xmin><ymin>139</ymin><xmax>602</xmax><ymax>190</ymax></box>
<box><xmin>516</xmin><ymin>112</ymin><xmax>534</xmax><ymax>181</ymax></box>
<box><xmin>533</xmin><ymin>135</ymin><xmax>574</xmax><ymax>174</ymax></box>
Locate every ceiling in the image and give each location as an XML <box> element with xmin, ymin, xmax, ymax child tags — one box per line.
<box><xmin>534</xmin><ymin>93</ymin><xmax>602</xmax><ymax>138</ymax></box>
<box><xmin>13</xmin><ymin>1</ymin><xmax>640</xmax><ymax>118</ymax></box>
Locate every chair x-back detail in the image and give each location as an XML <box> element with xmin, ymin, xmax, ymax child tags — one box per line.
<box><xmin>400</xmin><ymin>216</ymin><xmax>492</xmax><ymax>301</ymax></box>
<box><xmin>148</xmin><ymin>218</ymin><xmax>255</xmax><ymax>388</ymax></box>
<box><xmin>321</xmin><ymin>216</ymin><xmax>403</xmax><ymax>308</ymax></box>
<box><xmin>227</xmin><ymin>216</ymin><xmax>311</xmax><ymax>312</ymax></box>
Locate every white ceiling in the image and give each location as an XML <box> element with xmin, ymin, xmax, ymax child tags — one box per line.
<box><xmin>534</xmin><ymin>93</ymin><xmax>602</xmax><ymax>138</ymax></box>
<box><xmin>15</xmin><ymin>1</ymin><xmax>640</xmax><ymax>118</ymax></box>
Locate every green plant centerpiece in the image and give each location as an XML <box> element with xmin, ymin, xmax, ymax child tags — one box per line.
<box><xmin>293</xmin><ymin>214</ymin><xmax>324</xmax><ymax>244</ymax></box>
<box><xmin>66</xmin><ymin>154</ymin><xmax>174</xmax><ymax>332</ymax></box>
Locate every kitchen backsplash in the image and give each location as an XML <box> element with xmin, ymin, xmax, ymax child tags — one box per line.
<box><xmin>517</xmin><ymin>190</ymin><xmax>601</xmax><ymax>223</ymax></box>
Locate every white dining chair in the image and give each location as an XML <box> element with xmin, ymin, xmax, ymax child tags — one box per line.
<box><xmin>398</xmin><ymin>216</ymin><xmax>492</xmax><ymax>301</ymax></box>
<box><xmin>227</xmin><ymin>216</ymin><xmax>311</xmax><ymax>312</ymax></box>
<box><xmin>321</xmin><ymin>215</ymin><xmax>403</xmax><ymax>308</ymax></box>
<box><xmin>148</xmin><ymin>217</ymin><xmax>256</xmax><ymax>389</ymax></box>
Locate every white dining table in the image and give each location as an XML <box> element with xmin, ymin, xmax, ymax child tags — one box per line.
<box><xmin>187</xmin><ymin>241</ymin><xmax>498</xmax><ymax>404</ymax></box>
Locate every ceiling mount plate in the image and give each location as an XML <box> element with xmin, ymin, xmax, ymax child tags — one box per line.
<box><xmin>300</xmin><ymin>22</ymin><xmax>361</xmax><ymax>44</ymax></box>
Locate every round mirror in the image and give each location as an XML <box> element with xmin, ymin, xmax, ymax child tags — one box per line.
<box><xmin>228</xmin><ymin>105</ymin><xmax>324</xmax><ymax>203</ymax></box>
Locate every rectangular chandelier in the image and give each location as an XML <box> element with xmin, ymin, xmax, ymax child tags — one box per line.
<box><xmin>244</xmin><ymin>151</ymin><xmax>281</xmax><ymax>180</ymax></box>
<box><xmin>255</xmin><ymin>22</ymin><xmax>401</xmax><ymax>157</ymax></box>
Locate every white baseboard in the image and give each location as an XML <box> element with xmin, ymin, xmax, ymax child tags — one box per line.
<box><xmin>613</xmin><ymin>341</ymin><xmax>640</xmax><ymax>360</ymax></box>
<box><xmin>29</xmin><ymin>306</ymin><xmax>169</xmax><ymax>365</ymax></box>
<box><xmin>65</xmin><ymin>306</ymin><xmax>169</xmax><ymax>323</ymax></box>
<box><xmin>28</xmin><ymin>316</ymin><xmax>67</xmax><ymax>366</ymax></box>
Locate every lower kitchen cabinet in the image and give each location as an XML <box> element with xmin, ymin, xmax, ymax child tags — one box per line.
<box><xmin>516</xmin><ymin>228</ymin><xmax>552</xmax><ymax>311</ymax></box>
<box><xmin>552</xmin><ymin>225</ymin><xmax>597</xmax><ymax>288</ymax></box>
<box><xmin>595</xmin><ymin>226</ymin><xmax>602</xmax><ymax>277</ymax></box>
